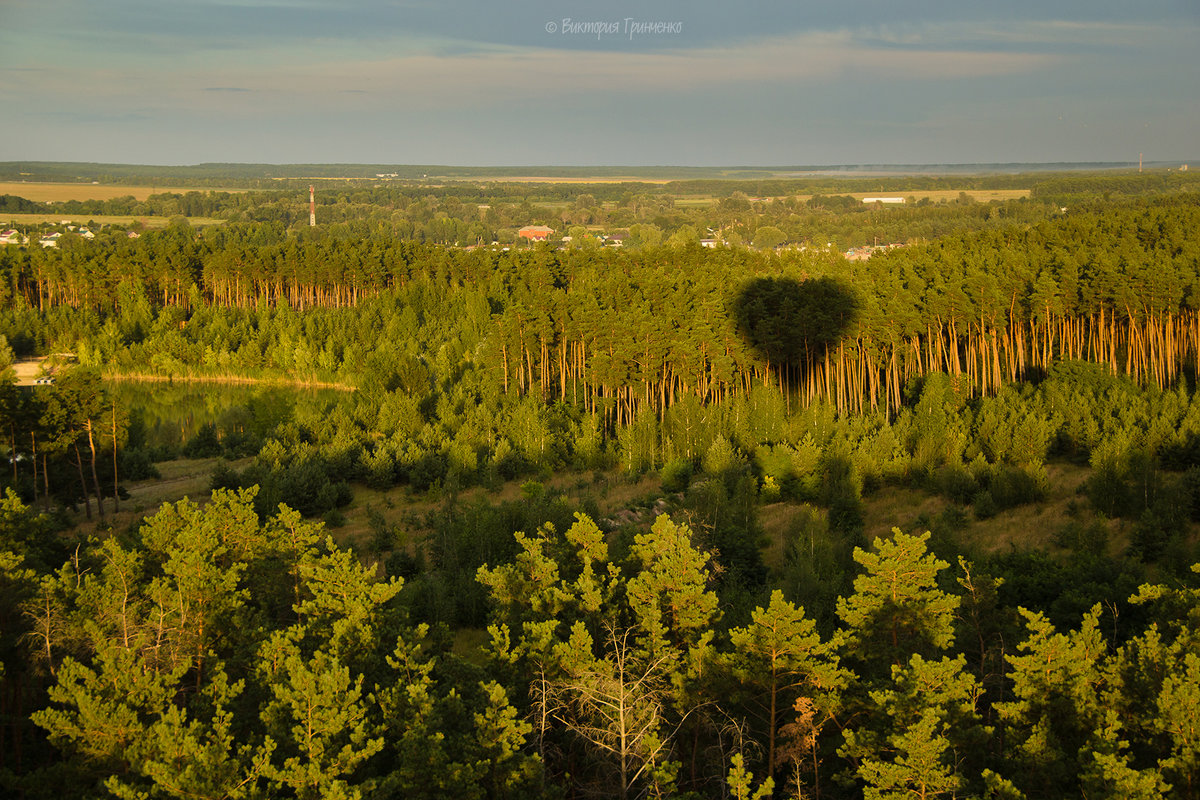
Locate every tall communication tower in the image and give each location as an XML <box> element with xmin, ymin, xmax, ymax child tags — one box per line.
<box><xmin>309</xmin><ymin>185</ymin><xmax>316</xmax><ymax>227</ymax></box>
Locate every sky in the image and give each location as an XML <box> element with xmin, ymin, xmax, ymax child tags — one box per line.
<box><xmin>1</xmin><ymin>0</ymin><xmax>1197</xmax><ymax>167</ymax></box>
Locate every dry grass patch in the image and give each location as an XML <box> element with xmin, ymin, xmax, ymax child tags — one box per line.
<box><xmin>70</xmin><ymin>456</ymin><xmax>254</xmax><ymax>533</ymax></box>
<box><xmin>329</xmin><ymin>469</ymin><xmax>663</xmax><ymax>557</ymax></box>
<box><xmin>588</xmin><ymin>473</ymin><xmax>664</xmax><ymax>515</ymax></box>
<box><xmin>858</xmin><ymin>461</ymin><xmax>1122</xmax><ymax>556</ymax></box>
<box><xmin>863</xmin><ymin>486</ymin><xmax>952</xmax><ymax>541</ymax></box>
<box><xmin>968</xmin><ymin>504</ymin><xmax>1070</xmax><ymax>552</ymax></box>
<box><xmin>125</xmin><ymin>456</ymin><xmax>253</xmax><ymax>509</ymax></box>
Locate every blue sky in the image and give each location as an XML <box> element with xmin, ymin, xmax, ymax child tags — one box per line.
<box><xmin>1</xmin><ymin>0</ymin><xmax>1196</xmax><ymax>166</ymax></box>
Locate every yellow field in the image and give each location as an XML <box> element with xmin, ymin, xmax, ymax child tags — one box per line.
<box><xmin>458</xmin><ymin>176</ymin><xmax>675</xmax><ymax>184</ymax></box>
<box><xmin>1</xmin><ymin>213</ymin><xmax>225</xmax><ymax>228</ymax></box>
<box><xmin>0</xmin><ymin>181</ymin><xmax>244</xmax><ymax>202</ymax></box>
<box><xmin>873</xmin><ymin>189</ymin><xmax>1028</xmax><ymax>202</ymax></box>
<box><xmin>808</xmin><ymin>189</ymin><xmax>1031</xmax><ymax>203</ymax></box>
<box><xmin>659</xmin><ymin>189</ymin><xmax>1032</xmax><ymax>206</ymax></box>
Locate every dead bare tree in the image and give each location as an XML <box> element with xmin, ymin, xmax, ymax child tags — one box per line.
<box><xmin>544</xmin><ymin>623</ymin><xmax>680</xmax><ymax>800</ymax></box>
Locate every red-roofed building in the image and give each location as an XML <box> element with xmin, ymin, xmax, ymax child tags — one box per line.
<box><xmin>518</xmin><ymin>225</ymin><xmax>554</xmax><ymax>241</ymax></box>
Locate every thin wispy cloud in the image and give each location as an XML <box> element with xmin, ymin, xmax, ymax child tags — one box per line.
<box><xmin>864</xmin><ymin>18</ymin><xmax>1198</xmax><ymax>52</ymax></box>
<box><xmin>30</xmin><ymin>29</ymin><xmax>1059</xmax><ymax>111</ymax></box>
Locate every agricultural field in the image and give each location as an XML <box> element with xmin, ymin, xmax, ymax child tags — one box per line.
<box><xmin>643</xmin><ymin>188</ymin><xmax>1030</xmax><ymax>209</ymax></box>
<box><xmin>459</xmin><ymin>174</ymin><xmax>677</xmax><ymax>184</ymax></box>
<box><xmin>0</xmin><ymin>180</ymin><xmax>243</xmax><ymax>202</ymax></box>
<box><xmin>844</xmin><ymin>188</ymin><xmax>1031</xmax><ymax>202</ymax></box>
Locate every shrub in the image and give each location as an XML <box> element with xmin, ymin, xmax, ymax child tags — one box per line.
<box><xmin>972</xmin><ymin>489</ymin><xmax>998</xmax><ymax>520</ymax></box>
<box><xmin>119</xmin><ymin>449</ymin><xmax>161</xmax><ymax>481</ymax></box>
<box><xmin>660</xmin><ymin>458</ymin><xmax>694</xmax><ymax>493</ymax></box>
<box><xmin>182</xmin><ymin>423</ymin><xmax>223</xmax><ymax>458</ymax></box>
<box><xmin>1182</xmin><ymin>466</ymin><xmax>1200</xmax><ymax>521</ymax></box>
<box><xmin>1131</xmin><ymin>493</ymin><xmax>1189</xmax><ymax>561</ymax></box>
<box><xmin>1052</xmin><ymin>520</ymin><xmax>1108</xmax><ymax>556</ymax></box>
<box><xmin>760</xmin><ymin>474</ymin><xmax>781</xmax><ymax>502</ymax></box>
<box><xmin>210</xmin><ymin>461</ymin><xmax>240</xmax><ymax>492</ymax></box>
<box><xmin>936</xmin><ymin>464</ymin><xmax>978</xmax><ymax>505</ymax></box>
<box><xmin>990</xmin><ymin>464</ymin><xmax>1047</xmax><ymax>509</ymax></box>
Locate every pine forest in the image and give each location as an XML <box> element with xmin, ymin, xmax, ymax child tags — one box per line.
<box><xmin>0</xmin><ymin>168</ymin><xmax>1199</xmax><ymax>800</ymax></box>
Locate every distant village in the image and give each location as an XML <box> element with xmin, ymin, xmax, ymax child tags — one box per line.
<box><xmin>1</xmin><ymin>223</ymin><xmax>140</xmax><ymax>248</ymax></box>
<box><xmin>3</xmin><ymin>194</ymin><xmax>914</xmax><ymax>259</ymax></box>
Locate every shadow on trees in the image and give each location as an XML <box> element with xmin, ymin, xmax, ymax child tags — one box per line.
<box><xmin>733</xmin><ymin>276</ymin><xmax>860</xmax><ymax>387</ymax></box>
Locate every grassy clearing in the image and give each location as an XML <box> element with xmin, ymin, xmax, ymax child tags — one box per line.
<box><xmin>62</xmin><ymin>456</ymin><xmax>255</xmax><ymax>535</ymax></box>
<box><xmin>865</xmin><ymin>461</ymin><xmax>1130</xmax><ymax>556</ymax></box>
<box><xmin>60</xmin><ymin>456</ymin><xmax>1140</xmax><ymax>582</ymax></box>
<box><xmin>11</xmin><ymin>359</ymin><xmax>48</xmax><ymax>386</ymax></box>
<box><xmin>862</xmin><ymin>486</ymin><xmax>954</xmax><ymax>541</ymax></box>
<box><xmin>757</xmin><ymin>460</ymin><xmax>1129</xmax><ymax>572</ymax></box>
<box><xmin>0</xmin><ymin>182</ymin><xmax>244</xmax><ymax>202</ymax></box>
<box><xmin>124</xmin><ymin>457</ymin><xmax>253</xmax><ymax>512</ymax></box>
<box><xmin>1</xmin><ymin>213</ymin><xmax>225</xmax><ymax>228</ymax></box>
<box><xmin>333</xmin><ymin>469</ymin><xmax>663</xmax><ymax>549</ymax></box>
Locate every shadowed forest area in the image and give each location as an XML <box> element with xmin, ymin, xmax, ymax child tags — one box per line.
<box><xmin>734</xmin><ymin>276</ymin><xmax>861</xmax><ymax>396</ymax></box>
<box><xmin>1</xmin><ymin>170</ymin><xmax>1199</xmax><ymax>799</ymax></box>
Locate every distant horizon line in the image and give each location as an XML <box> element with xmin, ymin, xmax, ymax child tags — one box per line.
<box><xmin>2</xmin><ymin>159</ymin><xmax>1189</xmax><ymax>170</ymax></box>
<box><xmin>2</xmin><ymin>160</ymin><xmax>1193</xmax><ymax>187</ymax></box>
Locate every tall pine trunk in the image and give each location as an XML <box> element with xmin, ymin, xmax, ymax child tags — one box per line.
<box><xmin>111</xmin><ymin>403</ymin><xmax>120</xmax><ymax>513</ymax></box>
<box><xmin>73</xmin><ymin>443</ymin><xmax>91</xmax><ymax>521</ymax></box>
<box><xmin>85</xmin><ymin>421</ymin><xmax>105</xmax><ymax>522</ymax></box>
